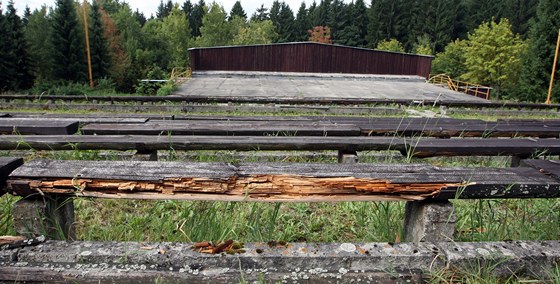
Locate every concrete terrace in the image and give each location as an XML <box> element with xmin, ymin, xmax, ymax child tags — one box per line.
<box><xmin>173</xmin><ymin>71</ymin><xmax>489</xmax><ymax>103</ymax></box>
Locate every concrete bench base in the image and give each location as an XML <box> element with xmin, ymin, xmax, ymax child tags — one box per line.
<box><xmin>1</xmin><ymin>240</ymin><xmax>558</xmax><ymax>283</ymax></box>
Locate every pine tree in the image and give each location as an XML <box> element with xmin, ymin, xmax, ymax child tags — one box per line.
<box><xmin>251</xmin><ymin>4</ymin><xmax>269</xmax><ymax>21</ymax></box>
<box><xmin>5</xmin><ymin>1</ymin><xmax>34</xmax><ymax>90</ymax></box>
<box><xmin>134</xmin><ymin>9</ymin><xmax>147</xmax><ymax>26</ymax></box>
<box><xmin>51</xmin><ymin>0</ymin><xmax>86</xmax><ymax>82</ymax></box>
<box><xmin>500</xmin><ymin>0</ymin><xmax>537</xmax><ymax>37</ymax></box>
<box><xmin>276</xmin><ymin>3</ymin><xmax>295</xmax><ymax>42</ymax></box>
<box><xmin>366</xmin><ymin>0</ymin><xmax>408</xmax><ymax>48</ymax></box>
<box><xmin>156</xmin><ymin>0</ymin><xmax>173</xmax><ymax>20</ymax></box>
<box><xmin>22</xmin><ymin>6</ymin><xmax>31</xmax><ymax>26</ymax></box>
<box><xmin>25</xmin><ymin>6</ymin><xmax>53</xmax><ymax>83</ymax></box>
<box><xmin>229</xmin><ymin>1</ymin><xmax>247</xmax><ymax>21</ymax></box>
<box><xmin>315</xmin><ymin>0</ymin><xmax>331</xmax><ymax>27</ymax></box>
<box><xmin>327</xmin><ymin>0</ymin><xmax>346</xmax><ymax>43</ymax></box>
<box><xmin>89</xmin><ymin>0</ymin><xmax>111</xmax><ymax>82</ymax></box>
<box><xmin>191</xmin><ymin>0</ymin><xmax>206</xmax><ymax>37</ymax></box>
<box><xmin>352</xmin><ymin>0</ymin><xmax>368</xmax><ymax>47</ymax></box>
<box><xmin>516</xmin><ymin>0</ymin><xmax>560</xmax><ymax>102</ymax></box>
<box><xmin>409</xmin><ymin>0</ymin><xmax>457</xmax><ymax>52</ymax></box>
<box><xmin>0</xmin><ymin>4</ymin><xmax>15</xmax><ymax>90</ymax></box>
<box><xmin>294</xmin><ymin>2</ymin><xmax>310</xmax><ymax>41</ymax></box>
<box><xmin>182</xmin><ymin>0</ymin><xmax>194</xmax><ymax>32</ymax></box>
<box><xmin>269</xmin><ymin>0</ymin><xmax>281</xmax><ymax>27</ymax></box>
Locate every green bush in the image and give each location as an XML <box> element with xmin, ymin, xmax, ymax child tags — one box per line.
<box><xmin>156</xmin><ymin>82</ymin><xmax>175</xmax><ymax>96</ymax></box>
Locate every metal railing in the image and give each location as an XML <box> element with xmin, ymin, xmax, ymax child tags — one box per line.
<box><xmin>428</xmin><ymin>74</ymin><xmax>491</xmax><ymax>100</ymax></box>
<box><xmin>170</xmin><ymin>67</ymin><xmax>192</xmax><ymax>85</ymax></box>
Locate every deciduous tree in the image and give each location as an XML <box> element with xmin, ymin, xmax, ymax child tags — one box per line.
<box><xmin>462</xmin><ymin>19</ymin><xmax>526</xmax><ymax>98</ymax></box>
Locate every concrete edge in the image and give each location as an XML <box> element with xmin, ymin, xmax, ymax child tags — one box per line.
<box><xmin>1</xmin><ymin>240</ymin><xmax>558</xmax><ymax>283</ymax></box>
<box><xmin>192</xmin><ymin>70</ymin><xmax>427</xmax><ymax>82</ymax></box>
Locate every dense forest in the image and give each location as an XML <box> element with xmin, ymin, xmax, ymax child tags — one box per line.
<box><xmin>0</xmin><ymin>0</ymin><xmax>559</xmax><ymax>101</ymax></box>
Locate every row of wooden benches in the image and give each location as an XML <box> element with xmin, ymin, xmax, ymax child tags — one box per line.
<box><xmin>2</xmin><ymin>94</ymin><xmax>560</xmax><ymax>110</ymax></box>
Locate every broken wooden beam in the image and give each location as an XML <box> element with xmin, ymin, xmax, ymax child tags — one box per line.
<box><xmin>6</xmin><ymin>160</ymin><xmax>560</xmax><ymax>202</ymax></box>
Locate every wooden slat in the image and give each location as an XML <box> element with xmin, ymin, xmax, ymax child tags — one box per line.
<box><xmin>2</xmin><ymin>135</ymin><xmax>560</xmax><ymax>158</ymax></box>
<box><xmin>1</xmin><ymin>117</ymin><xmax>148</xmax><ymax>125</ymax></box>
<box><xmin>0</xmin><ymin>119</ymin><xmax>79</xmax><ymax>135</ymax></box>
<box><xmin>6</xmin><ymin>160</ymin><xmax>560</xmax><ymax>201</ymax></box>
<box><xmin>0</xmin><ymin>157</ymin><xmax>24</xmax><ymax>197</ymax></box>
<box><xmin>81</xmin><ymin>121</ymin><xmax>361</xmax><ymax>136</ymax></box>
<box><xmin>0</xmin><ymin>135</ymin><xmax>404</xmax><ymax>151</ymax></box>
<box><xmin>409</xmin><ymin>138</ymin><xmax>560</xmax><ymax>157</ymax></box>
<box><xmin>521</xmin><ymin>160</ymin><xmax>560</xmax><ymax>180</ymax></box>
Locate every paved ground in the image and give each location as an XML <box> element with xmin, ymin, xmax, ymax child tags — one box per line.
<box><xmin>174</xmin><ymin>71</ymin><xmax>488</xmax><ymax>102</ymax></box>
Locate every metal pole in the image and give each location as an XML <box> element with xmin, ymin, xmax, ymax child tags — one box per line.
<box><xmin>83</xmin><ymin>0</ymin><xmax>94</xmax><ymax>88</ymax></box>
<box><xmin>545</xmin><ymin>29</ymin><xmax>560</xmax><ymax>105</ymax></box>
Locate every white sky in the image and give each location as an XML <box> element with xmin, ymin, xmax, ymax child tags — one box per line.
<box><xmin>12</xmin><ymin>0</ymin><xmax>319</xmax><ymax>18</ymax></box>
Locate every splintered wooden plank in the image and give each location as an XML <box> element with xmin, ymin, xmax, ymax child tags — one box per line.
<box><xmin>0</xmin><ymin>135</ymin><xmax>405</xmax><ymax>151</ymax></box>
<box><xmin>408</xmin><ymin>138</ymin><xmax>560</xmax><ymax>157</ymax></box>
<box><xmin>81</xmin><ymin>121</ymin><xmax>361</xmax><ymax>136</ymax></box>
<box><xmin>0</xmin><ymin>119</ymin><xmax>79</xmax><ymax>135</ymax></box>
<box><xmin>6</xmin><ymin>160</ymin><xmax>560</xmax><ymax>202</ymax></box>
<box><xmin>0</xmin><ymin>157</ymin><xmax>23</xmax><ymax>197</ymax></box>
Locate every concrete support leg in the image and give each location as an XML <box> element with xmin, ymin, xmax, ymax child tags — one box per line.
<box><xmin>133</xmin><ymin>150</ymin><xmax>158</xmax><ymax>161</ymax></box>
<box><xmin>338</xmin><ymin>150</ymin><xmax>358</xmax><ymax>164</ymax></box>
<box><xmin>13</xmin><ymin>196</ymin><xmax>76</xmax><ymax>240</ymax></box>
<box><xmin>403</xmin><ymin>200</ymin><xmax>456</xmax><ymax>242</ymax></box>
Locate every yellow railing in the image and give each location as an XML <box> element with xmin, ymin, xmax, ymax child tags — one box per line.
<box><xmin>170</xmin><ymin>67</ymin><xmax>192</xmax><ymax>85</ymax></box>
<box><xmin>428</xmin><ymin>74</ymin><xmax>491</xmax><ymax>100</ymax></box>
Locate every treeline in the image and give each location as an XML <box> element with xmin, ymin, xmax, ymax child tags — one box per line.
<box><xmin>0</xmin><ymin>0</ymin><xmax>559</xmax><ymax>101</ymax></box>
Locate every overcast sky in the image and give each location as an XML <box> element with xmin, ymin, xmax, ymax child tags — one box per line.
<box><xmin>12</xmin><ymin>0</ymin><xmax>321</xmax><ymax>18</ymax></box>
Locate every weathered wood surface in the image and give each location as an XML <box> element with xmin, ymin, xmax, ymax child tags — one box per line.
<box><xmin>1</xmin><ymin>116</ymin><xmax>147</xmax><ymax>125</ymax></box>
<box><xmin>7</xmin><ymin>112</ymin><xmax>172</xmax><ymax>121</ymax></box>
<box><xmin>409</xmin><ymin>138</ymin><xmax>560</xmax><ymax>157</ymax></box>
<box><xmin>1</xmin><ymin>135</ymin><xmax>559</xmax><ymax>158</ymax></box>
<box><xmin>6</xmin><ymin>160</ymin><xmax>560</xmax><ymax>202</ymax></box>
<box><xmin>0</xmin><ymin>118</ymin><xmax>79</xmax><ymax>135</ymax></box>
<box><xmin>328</xmin><ymin>117</ymin><xmax>560</xmax><ymax>138</ymax></box>
<box><xmin>0</xmin><ymin>157</ymin><xmax>24</xmax><ymax>197</ymax></box>
<box><xmin>521</xmin><ymin>159</ymin><xmax>560</xmax><ymax>180</ymax></box>
<box><xmin>81</xmin><ymin>121</ymin><xmax>361</xmax><ymax>136</ymax></box>
<box><xmin>77</xmin><ymin>116</ymin><xmax>560</xmax><ymax>138</ymax></box>
<box><xmin>0</xmin><ymin>135</ymin><xmax>404</xmax><ymax>151</ymax></box>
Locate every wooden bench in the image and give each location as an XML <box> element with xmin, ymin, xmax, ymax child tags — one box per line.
<box><xmin>1</xmin><ymin>135</ymin><xmax>559</xmax><ymax>162</ymax></box>
<box><xmin>2</xmin><ymin>157</ymin><xmax>560</xmax><ymax>243</ymax></box>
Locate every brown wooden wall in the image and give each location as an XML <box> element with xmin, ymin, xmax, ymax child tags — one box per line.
<box><xmin>189</xmin><ymin>42</ymin><xmax>434</xmax><ymax>78</ymax></box>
